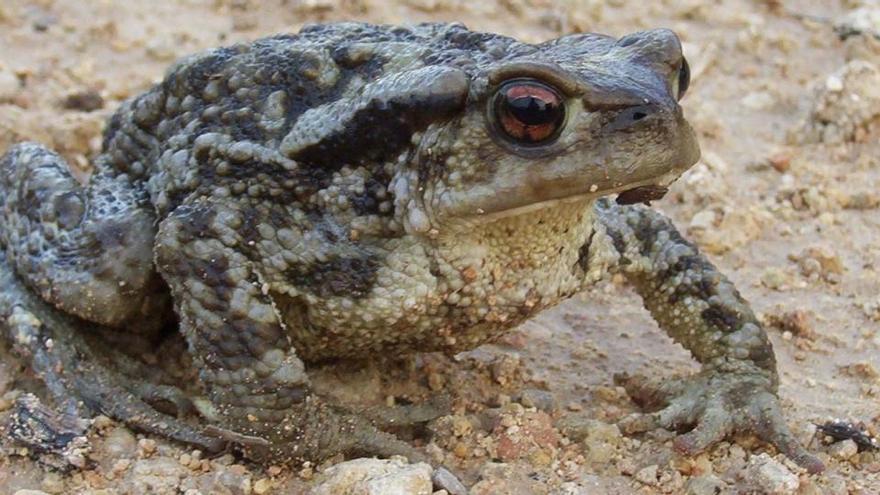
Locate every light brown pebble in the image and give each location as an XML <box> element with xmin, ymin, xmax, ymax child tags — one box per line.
<box><xmin>137</xmin><ymin>438</ymin><xmax>157</xmax><ymax>456</ymax></box>
<box><xmin>92</xmin><ymin>415</ymin><xmax>114</xmax><ymax>430</ymax></box>
<box><xmin>253</xmin><ymin>477</ymin><xmax>273</xmax><ymax>494</ymax></box>
<box><xmin>112</xmin><ymin>458</ymin><xmax>132</xmax><ymax>474</ymax></box>
<box><xmin>768</xmin><ymin>151</ymin><xmax>792</xmax><ymax>172</ymax></box>
<box><xmin>41</xmin><ymin>472</ymin><xmax>65</xmax><ymax>494</ymax></box>
<box><xmin>228</xmin><ymin>464</ymin><xmax>249</xmax><ymax>475</ymax></box>
<box><xmin>299</xmin><ymin>464</ymin><xmax>315</xmax><ymax>480</ymax></box>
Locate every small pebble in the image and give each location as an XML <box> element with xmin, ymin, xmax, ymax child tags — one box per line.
<box><xmin>684</xmin><ymin>474</ymin><xmax>726</xmax><ymax>495</ymax></box>
<box><xmin>253</xmin><ymin>477</ymin><xmax>273</xmax><ymax>494</ymax></box>
<box><xmin>744</xmin><ymin>453</ymin><xmax>799</xmax><ymax>494</ymax></box>
<box><xmin>137</xmin><ymin>438</ymin><xmax>157</xmax><ymax>456</ymax></box>
<box><xmin>432</xmin><ymin>467</ymin><xmax>467</xmax><ymax>495</ymax></box>
<box><xmin>689</xmin><ymin>209</ymin><xmax>716</xmax><ymax>230</ymax></box>
<box><xmin>92</xmin><ymin>415</ymin><xmax>114</xmax><ymax>431</ymax></box>
<box><xmin>829</xmin><ymin>439</ymin><xmax>859</xmax><ymax>461</ymax></box>
<box><xmin>515</xmin><ymin>388</ymin><xmax>557</xmax><ymax>412</ymax></box>
<box><xmin>761</xmin><ymin>267</ymin><xmax>789</xmax><ymax>290</ymax></box>
<box><xmin>768</xmin><ymin>151</ymin><xmax>792</xmax><ymax>172</ymax></box>
<box><xmin>112</xmin><ymin>458</ymin><xmax>132</xmax><ymax>474</ymax></box>
<box><xmin>41</xmin><ymin>472</ymin><xmax>65</xmax><ymax>494</ymax></box>
<box><xmin>825</xmin><ymin>74</ymin><xmax>844</xmax><ymax>92</ymax></box>
<box><xmin>634</xmin><ymin>464</ymin><xmax>659</xmax><ymax>486</ymax></box>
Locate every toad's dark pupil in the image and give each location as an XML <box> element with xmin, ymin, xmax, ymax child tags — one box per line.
<box><xmin>506</xmin><ymin>95</ymin><xmax>561</xmax><ymax>126</ymax></box>
<box><xmin>493</xmin><ymin>79</ymin><xmax>566</xmax><ymax>144</ymax></box>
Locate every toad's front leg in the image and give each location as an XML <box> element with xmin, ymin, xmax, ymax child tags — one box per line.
<box><xmin>155</xmin><ymin>200</ymin><xmax>418</xmax><ymax>462</ymax></box>
<box><xmin>594</xmin><ymin>200</ymin><xmax>824</xmax><ymax>473</ymax></box>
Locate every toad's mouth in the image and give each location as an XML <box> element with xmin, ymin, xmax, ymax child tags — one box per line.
<box><xmin>449</xmin><ymin>170</ymin><xmax>685</xmax><ymax>225</ymax></box>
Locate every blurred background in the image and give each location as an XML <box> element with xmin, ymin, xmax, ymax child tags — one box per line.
<box><xmin>0</xmin><ymin>0</ymin><xmax>878</xmax><ymax>493</ymax></box>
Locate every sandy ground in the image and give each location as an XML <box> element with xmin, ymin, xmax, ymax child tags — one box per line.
<box><xmin>0</xmin><ymin>0</ymin><xmax>879</xmax><ymax>493</ymax></box>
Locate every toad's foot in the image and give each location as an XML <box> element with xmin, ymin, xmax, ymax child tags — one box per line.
<box><xmin>206</xmin><ymin>399</ymin><xmax>428</xmax><ymax>464</ymax></box>
<box><xmin>616</xmin><ymin>371</ymin><xmax>825</xmax><ymax>474</ymax></box>
<box><xmin>209</xmin><ymin>401</ymin><xmax>467</xmax><ymax>491</ymax></box>
<box><xmin>359</xmin><ymin>396</ymin><xmax>452</xmax><ymax>431</ymax></box>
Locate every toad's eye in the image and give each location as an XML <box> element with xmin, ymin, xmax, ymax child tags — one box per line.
<box><xmin>492</xmin><ymin>79</ymin><xmax>566</xmax><ymax>145</ymax></box>
<box><xmin>676</xmin><ymin>57</ymin><xmax>690</xmax><ymax>100</ymax></box>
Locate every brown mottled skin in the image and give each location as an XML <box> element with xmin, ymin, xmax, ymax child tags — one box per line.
<box><xmin>0</xmin><ymin>22</ymin><xmax>822</xmax><ymax>472</ymax></box>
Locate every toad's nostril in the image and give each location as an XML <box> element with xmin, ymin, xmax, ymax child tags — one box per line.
<box><xmin>608</xmin><ymin>105</ymin><xmax>656</xmax><ymax>131</ymax></box>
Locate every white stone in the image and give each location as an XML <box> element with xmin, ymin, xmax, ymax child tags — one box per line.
<box><xmin>744</xmin><ymin>453</ymin><xmax>799</xmax><ymax>494</ymax></box>
<box><xmin>689</xmin><ymin>209</ymin><xmax>717</xmax><ymax>230</ymax></box>
<box><xmin>312</xmin><ymin>457</ymin><xmax>433</xmax><ymax>495</ymax></box>
<box><xmin>634</xmin><ymin>464</ymin><xmax>659</xmax><ymax>486</ymax></box>
<box><xmin>825</xmin><ymin>74</ymin><xmax>844</xmax><ymax>92</ymax></box>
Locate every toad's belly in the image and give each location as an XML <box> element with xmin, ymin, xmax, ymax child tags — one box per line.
<box><xmin>280</xmin><ymin>201</ymin><xmax>610</xmax><ymax>361</ymax></box>
<box><xmin>280</xmin><ymin>271</ymin><xmax>585</xmax><ymax>362</ymax></box>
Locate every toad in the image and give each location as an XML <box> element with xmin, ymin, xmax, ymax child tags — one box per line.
<box><xmin>0</xmin><ymin>22</ymin><xmax>822</xmax><ymax>472</ymax></box>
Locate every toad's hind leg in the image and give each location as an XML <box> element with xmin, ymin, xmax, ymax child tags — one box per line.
<box><xmin>0</xmin><ymin>143</ymin><xmax>163</xmax><ymax>328</ymax></box>
<box><xmin>155</xmin><ymin>201</ymin><xmax>422</xmax><ymax>462</ymax></box>
<box><xmin>0</xmin><ymin>255</ymin><xmax>226</xmax><ymax>454</ymax></box>
<box><xmin>0</xmin><ymin>143</ymin><xmax>224</xmax><ymax>455</ymax></box>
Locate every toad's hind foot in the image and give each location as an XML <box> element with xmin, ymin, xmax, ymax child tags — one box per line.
<box><xmin>359</xmin><ymin>395</ymin><xmax>452</xmax><ymax>431</ymax></box>
<box><xmin>0</xmin><ymin>258</ymin><xmax>227</xmax><ymax>456</ymax></box>
<box><xmin>615</xmin><ymin>371</ymin><xmax>825</xmax><ymax>474</ymax></box>
<box><xmin>225</xmin><ymin>400</ymin><xmax>428</xmax><ymax>464</ymax></box>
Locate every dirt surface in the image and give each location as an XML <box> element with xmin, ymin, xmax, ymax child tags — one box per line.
<box><xmin>1</xmin><ymin>0</ymin><xmax>879</xmax><ymax>493</ymax></box>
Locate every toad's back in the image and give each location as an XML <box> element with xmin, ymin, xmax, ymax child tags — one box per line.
<box><xmin>97</xmin><ymin>23</ymin><xmax>532</xmax><ymax>214</ymax></box>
